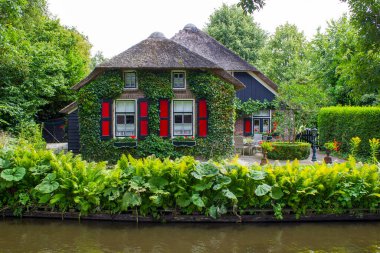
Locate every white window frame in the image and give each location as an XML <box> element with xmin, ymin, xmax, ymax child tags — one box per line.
<box><xmin>123</xmin><ymin>71</ymin><xmax>138</xmax><ymax>90</ymax></box>
<box><xmin>171</xmin><ymin>70</ymin><xmax>186</xmax><ymax>90</ymax></box>
<box><xmin>113</xmin><ymin>99</ymin><xmax>137</xmax><ymax>138</ymax></box>
<box><xmin>171</xmin><ymin>99</ymin><xmax>195</xmax><ymax>137</ymax></box>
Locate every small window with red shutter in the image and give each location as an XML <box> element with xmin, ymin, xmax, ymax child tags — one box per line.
<box><xmin>197</xmin><ymin>99</ymin><xmax>208</xmax><ymax>137</ymax></box>
<box><xmin>159</xmin><ymin>99</ymin><xmax>170</xmax><ymax>137</ymax></box>
<box><xmin>138</xmin><ymin>99</ymin><xmax>149</xmax><ymax>139</ymax></box>
<box><xmin>173</xmin><ymin>100</ymin><xmax>193</xmax><ymax>136</ymax></box>
<box><xmin>100</xmin><ymin>99</ymin><xmax>113</xmax><ymax>140</ymax></box>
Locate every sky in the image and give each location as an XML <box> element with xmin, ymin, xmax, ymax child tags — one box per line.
<box><xmin>48</xmin><ymin>0</ymin><xmax>349</xmax><ymax>58</ymax></box>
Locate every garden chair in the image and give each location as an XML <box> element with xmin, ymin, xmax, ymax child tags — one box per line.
<box><xmin>253</xmin><ymin>134</ymin><xmax>263</xmax><ymax>153</ymax></box>
<box><xmin>234</xmin><ymin>136</ymin><xmax>247</xmax><ymax>156</ymax></box>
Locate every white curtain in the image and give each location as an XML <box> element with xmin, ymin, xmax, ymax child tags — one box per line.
<box><xmin>116</xmin><ymin>101</ymin><xmax>135</xmax><ymax>113</ymax></box>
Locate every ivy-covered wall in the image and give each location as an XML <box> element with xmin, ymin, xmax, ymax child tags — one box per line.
<box><xmin>77</xmin><ymin>69</ymin><xmax>235</xmax><ymax>162</ymax></box>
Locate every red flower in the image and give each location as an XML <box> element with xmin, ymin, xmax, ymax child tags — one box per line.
<box><xmin>131</xmin><ymin>135</ymin><xmax>136</xmax><ymax>139</ymax></box>
<box><xmin>192</xmin><ymin>136</ymin><xmax>195</xmax><ymax>139</ymax></box>
<box><xmin>258</xmin><ymin>141</ymin><xmax>263</xmax><ymax>145</ymax></box>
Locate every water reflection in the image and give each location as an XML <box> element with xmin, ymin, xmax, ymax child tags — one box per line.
<box><xmin>0</xmin><ymin>219</ymin><xmax>379</xmax><ymax>253</ymax></box>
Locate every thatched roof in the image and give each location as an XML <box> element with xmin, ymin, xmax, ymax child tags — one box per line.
<box><xmin>98</xmin><ymin>32</ymin><xmax>221</xmax><ymax>69</ymax></box>
<box><xmin>172</xmin><ymin>24</ymin><xmax>278</xmax><ymax>91</ymax></box>
<box><xmin>72</xmin><ymin>32</ymin><xmax>245</xmax><ymax>91</ymax></box>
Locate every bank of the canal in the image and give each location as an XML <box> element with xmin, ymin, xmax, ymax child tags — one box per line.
<box><xmin>0</xmin><ymin>218</ymin><xmax>379</xmax><ymax>252</ymax></box>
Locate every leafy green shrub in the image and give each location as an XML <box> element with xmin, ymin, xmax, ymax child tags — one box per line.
<box><xmin>318</xmin><ymin>106</ymin><xmax>380</xmax><ymax>158</ymax></box>
<box><xmin>137</xmin><ymin>135</ymin><xmax>179</xmax><ymax>159</ymax></box>
<box><xmin>1</xmin><ymin>142</ymin><xmax>379</xmax><ymax>219</ymax></box>
<box><xmin>267</xmin><ymin>142</ymin><xmax>310</xmax><ymax>160</ymax></box>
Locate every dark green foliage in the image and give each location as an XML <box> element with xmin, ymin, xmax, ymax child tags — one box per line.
<box><xmin>137</xmin><ymin>70</ymin><xmax>173</xmax><ymax>134</ymax></box>
<box><xmin>267</xmin><ymin>142</ymin><xmax>311</xmax><ymax>160</ymax></box>
<box><xmin>136</xmin><ymin>135</ymin><xmax>178</xmax><ymax>159</ymax></box>
<box><xmin>0</xmin><ymin>0</ymin><xmax>91</xmax><ymax>127</ymax></box>
<box><xmin>205</xmin><ymin>4</ymin><xmax>267</xmax><ymax>65</ymax></box>
<box><xmin>78</xmin><ymin>71</ymin><xmax>125</xmax><ymax>162</ymax></box>
<box><xmin>78</xmin><ymin>70</ymin><xmax>235</xmax><ymax>161</ymax></box>
<box><xmin>1</xmin><ymin>141</ymin><xmax>379</xmax><ymax>219</ymax></box>
<box><xmin>318</xmin><ymin>106</ymin><xmax>380</xmax><ymax>157</ymax></box>
<box><xmin>188</xmin><ymin>71</ymin><xmax>236</xmax><ymax>159</ymax></box>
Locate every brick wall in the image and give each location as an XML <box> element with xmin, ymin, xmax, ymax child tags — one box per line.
<box><xmin>235</xmin><ymin>117</ymin><xmax>243</xmax><ymax>136</ymax></box>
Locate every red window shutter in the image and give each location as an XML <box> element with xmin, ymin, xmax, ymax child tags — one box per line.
<box><xmin>243</xmin><ymin>118</ymin><xmax>252</xmax><ymax>136</ymax></box>
<box><xmin>100</xmin><ymin>99</ymin><xmax>113</xmax><ymax>139</ymax></box>
<box><xmin>197</xmin><ymin>99</ymin><xmax>208</xmax><ymax>137</ymax></box>
<box><xmin>159</xmin><ymin>99</ymin><xmax>170</xmax><ymax>137</ymax></box>
<box><xmin>138</xmin><ymin>99</ymin><xmax>149</xmax><ymax>139</ymax></box>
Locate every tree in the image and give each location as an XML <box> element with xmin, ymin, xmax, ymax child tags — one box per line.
<box><xmin>90</xmin><ymin>51</ymin><xmax>108</xmax><ymax>70</ymax></box>
<box><xmin>309</xmin><ymin>16</ymin><xmax>380</xmax><ymax>104</ymax></box>
<box><xmin>205</xmin><ymin>4</ymin><xmax>267</xmax><ymax>65</ymax></box>
<box><xmin>256</xmin><ymin>23</ymin><xmax>310</xmax><ymax>87</ymax></box>
<box><xmin>238</xmin><ymin>0</ymin><xmax>380</xmax><ymax>49</ymax></box>
<box><xmin>0</xmin><ymin>0</ymin><xmax>91</xmax><ymax>128</ymax></box>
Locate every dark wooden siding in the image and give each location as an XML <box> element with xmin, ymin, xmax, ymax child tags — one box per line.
<box><xmin>68</xmin><ymin>109</ymin><xmax>80</xmax><ymax>154</ymax></box>
<box><xmin>234</xmin><ymin>72</ymin><xmax>276</xmax><ymax>102</ymax></box>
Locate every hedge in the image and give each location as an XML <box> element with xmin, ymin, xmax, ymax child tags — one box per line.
<box><xmin>318</xmin><ymin>106</ymin><xmax>380</xmax><ymax>157</ymax></box>
<box><xmin>1</xmin><ymin>140</ymin><xmax>379</xmax><ymax>220</ymax></box>
<box><xmin>267</xmin><ymin>142</ymin><xmax>311</xmax><ymax>160</ymax></box>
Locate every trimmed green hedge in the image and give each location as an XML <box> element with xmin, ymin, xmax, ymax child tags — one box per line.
<box><xmin>267</xmin><ymin>142</ymin><xmax>311</xmax><ymax>160</ymax></box>
<box><xmin>318</xmin><ymin>106</ymin><xmax>380</xmax><ymax>157</ymax></box>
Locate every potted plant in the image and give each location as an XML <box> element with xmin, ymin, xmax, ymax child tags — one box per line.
<box><xmin>114</xmin><ymin>136</ymin><xmax>137</xmax><ymax>148</ymax></box>
<box><xmin>260</xmin><ymin>141</ymin><xmax>274</xmax><ymax>165</ymax></box>
<box><xmin>323</xmin><ymin>140</ymin><xmax>340</xmax><ymax>164</ymax></box>
<box><xmin>172</xmin><ymin>136</ymin><xmax>196</xmax><ymax>147</ymax></box>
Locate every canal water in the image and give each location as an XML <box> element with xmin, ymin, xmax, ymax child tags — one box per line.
<box><xmin>0</xmin><ymin>219</ymin><xmax>379</xmax><ymax>253</ymax></box>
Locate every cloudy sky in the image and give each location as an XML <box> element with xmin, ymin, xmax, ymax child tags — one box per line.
<box><xmin>48</xmin><ymin>0</ymin><xmax>349</xmax><ymax>58</ymax></box>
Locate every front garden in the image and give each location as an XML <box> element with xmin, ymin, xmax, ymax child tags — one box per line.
<box><xmin>1</xmin><ymin>131</ymin><xmax>379</xmax><ymax>221</ymax></box>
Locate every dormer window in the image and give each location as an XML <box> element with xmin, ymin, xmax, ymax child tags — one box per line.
<box><xmin>124</xmin><ymin>71</ymin><xmax>137</xmax><ymax>89</ymax></box>
<box><xmin>172</xmin><ymin>71</ymin><xmax>186</xmax><ymax>89</ymax></box>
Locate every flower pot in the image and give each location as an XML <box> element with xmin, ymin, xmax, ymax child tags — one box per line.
<box><xmin>114</xmin><ymin>142</ymin><xmax>137</xmax><ymax>148</ymax></box>
<box><xmin>324</xmin><ymin>149</ymin><xmax>332</xmax><ymax>164</ymax></box>
<box><xmin>172</xmin><ymin>141</ymin><xmax>196</xmax><ymax>147</ymax></box>
<box><xmin>260</xmin><ymin>158</ymin><xmax>268</xmax><ymax>166</ymax></box>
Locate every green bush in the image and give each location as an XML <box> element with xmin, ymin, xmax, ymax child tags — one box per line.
<box><xmin>1</xmin><ymin>141</ymin><xmax>379</xmax><ymax>219</ymax></box>
<box><xmin>318</xmin><ymin>106</ymin><xmax>380</xmax><ymax>157</ymax></box>
<box><xmin>267</xmin><ymin>142</ymin><xmax>311</xmax><ymax>160</ymax></box>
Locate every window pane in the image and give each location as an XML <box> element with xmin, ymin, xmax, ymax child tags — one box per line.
<box><xmin>116</xmin><ymin>101</ymin><xmax>135</xmax><ymax>113</ymax></box>
<box><xmin>183</xmin><ymin>101</ymin><xmax>192</xmax><ymax>112</ymax></box>
<box><xmin>174</xmin><ymin>115</ymin><xmax>182</xmax><ymax>123</ymax></box>
<box><xmin>125</xmin><ymin>72</ymin><xmax>136</xmax><ymax>88</ymax></box>
<box><xmin>254</xmin><ymin>119</ymin><xmax>260</xmax><ymax>133</ymax></box>
<box><xmin>263</xmin><ymin>119</ymin><xmax>269</xmax><ymax>133</ymax></box>
<box><xmin>126</xmin><ymin>115</ymin><xmax>134</xmax><ymax>124</ymax></box>
<box><xmin>173</xmin><ymin>101</ymin><xmax>183</xmax><ymax>112</ymax></box>
<box><xmin>184</xmin><ymin>114</ymin><xmax>192</xmax><ymax>123</ymax></box>
<box><xmin>173</xmin><ymin>72</ymin><xmax>185</xmax><ymax>88</ymax></box>
<box><xmin>116</xmin><ymin>115</ymin><xmax>125</xmax><ymax>124</ymax></box>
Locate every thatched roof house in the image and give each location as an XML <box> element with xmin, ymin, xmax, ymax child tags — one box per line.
<box><xmin>60</xmin><ymin>24</ymin><xmax>278</xmax><ymax>159</ymax></box>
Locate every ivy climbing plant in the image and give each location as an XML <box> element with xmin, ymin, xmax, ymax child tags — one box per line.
<box><xmin>77</xmin><ymin>69</ymin><xmax>236</xmax><ymax>162</ymax></box>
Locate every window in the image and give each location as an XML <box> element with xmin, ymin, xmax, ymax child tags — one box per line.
<box><xmin>253</xmin><ymin>119</ymin><xmax>260</xmax><ymax>133</ymax></box>
<box><xmin>172</xmin><ymin>71</ymin><xmax>186</xmax><ymax>89</ymax></box>
<box><xmin>173</xmin><ymin>100</ymin><xmax>193</xmax><ymax>136</ymax></box>
<box><xmin>115</xmin><ymin>100</ymin><xmax>136</xmax><ymax>137</ymax></box>
<box><xmin>124</xmin><ymin>71</ymin><xmax>137</xmax><ymax>89</ymax></box>
<box><xmin>263</xmin><ymin>119</ymin><xmax>270</xmax><ymax>133</ymax></box>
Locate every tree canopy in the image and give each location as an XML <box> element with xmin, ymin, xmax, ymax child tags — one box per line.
<box><xmin>238</xmin><ymin>0</ymin><xmax>380</xmax><ymax>49</ymax></box>
<box><xmin>0</xmin><ymin>0</ymin><xmax>91</xmax><ymax>128</ymax></box>
<box><xmin>204</xmin><ymin>4</ymin><xmax>267</xmax><ymax>65</ymax></box>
